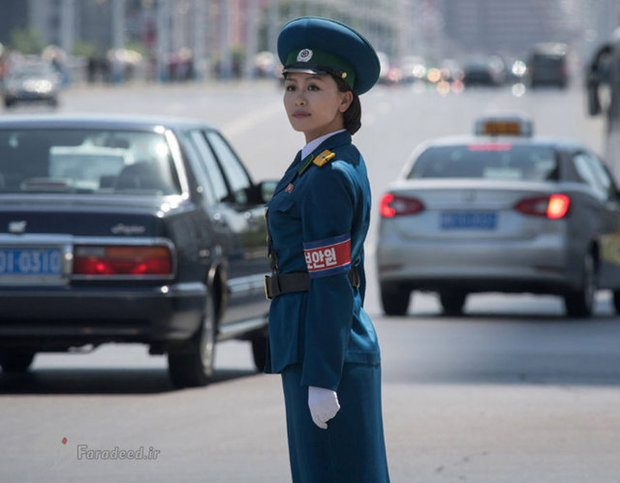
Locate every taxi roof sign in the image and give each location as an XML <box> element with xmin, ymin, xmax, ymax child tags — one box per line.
<box><xmin>474</xmin><ymin>114</ymin><xmax>534</xmax><ymax>137</ymax></box>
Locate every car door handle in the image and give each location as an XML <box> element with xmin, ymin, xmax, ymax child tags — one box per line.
<box><xmin>244</xmin><ymin>211</ymin><xmax>260</xmax><ymax>225</ymax></box>
<box><xmin>212</xmin><ymin>213</ymin><xmax>227</xmax><ymax>227</ymax></box>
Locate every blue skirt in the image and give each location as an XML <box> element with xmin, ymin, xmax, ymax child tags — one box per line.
<box><xmin>281</xmin><ymin>363</ymin><xmax>390</xmax><ymax>483</ymax></box>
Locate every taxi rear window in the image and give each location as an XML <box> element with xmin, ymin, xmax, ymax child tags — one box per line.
<box><xmin>408</xmin><ymin>144</ymin><xmax>558</xmax><ymax>181</ymax></box>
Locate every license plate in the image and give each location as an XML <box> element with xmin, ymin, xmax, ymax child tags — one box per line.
<box><xmin>440</xmin><ymin>212</ymin><xmax>497</xmax><ymax>230</ymax></box>
<box><xmin>0</xmin><ymin>247</ymin><xmax>64</xmax><ymax>283</ymax></box>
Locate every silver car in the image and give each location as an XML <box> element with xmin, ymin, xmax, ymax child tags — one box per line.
<box><xmin>2</xmin><ymin>62</ymin><xmax>61</xmax><ymax>108</ymax></box>
<box><xmin>376</xmin><ymin>131</ymin><xmax>620</xmax><ymax>317</ymax></box>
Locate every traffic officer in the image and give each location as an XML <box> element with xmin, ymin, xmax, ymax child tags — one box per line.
<box><xmin>263</xmin><ymin>17</ymin><xmax>390</xmax><ymax>482</ymax></box>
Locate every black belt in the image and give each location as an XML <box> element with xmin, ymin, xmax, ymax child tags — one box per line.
<box><xmin>264</xmin><ymin>267</ymin><xmax>361</xmax><ymax>300</ymax></box>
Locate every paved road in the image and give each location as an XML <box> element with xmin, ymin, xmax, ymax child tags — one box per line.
<box><xmin>2</xmin><ymin>80</ymin><xmax>620</xmax><ymax>482</ymax></box>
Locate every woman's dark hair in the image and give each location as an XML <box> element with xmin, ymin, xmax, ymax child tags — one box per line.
<box><xmin>334</xmin><ymin>75</ymin><xmax>362</xmax><ymax>135</ymax></box>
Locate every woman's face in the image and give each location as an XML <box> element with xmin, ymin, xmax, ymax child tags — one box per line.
<box><xmin>283</xmin><ymin>72</ymin><xmax>353</xmax><ymax>143</ymax></box>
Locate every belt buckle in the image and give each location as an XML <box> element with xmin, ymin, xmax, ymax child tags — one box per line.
<box><xmin>264</xmin><ymin>275</ymin><xmax>272</xmax><ymax>300</ymax></box>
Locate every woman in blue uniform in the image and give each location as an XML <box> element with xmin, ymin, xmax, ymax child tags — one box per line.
<box><xmin>264</xmin><ymin>17</ymin><xmax>389</xmax><ymax>483</ymax></box>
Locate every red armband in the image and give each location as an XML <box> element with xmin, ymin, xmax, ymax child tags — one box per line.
<box><xmin>303</xmin><ymin>234</ymin><xmax>351</xmax><ymax>279</ymax></box>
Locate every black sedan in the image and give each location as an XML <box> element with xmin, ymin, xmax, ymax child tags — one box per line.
<box><xmin>0</xmin><ymin>115</ymin><xmax>273</xmax><ymax>387</ymax></box>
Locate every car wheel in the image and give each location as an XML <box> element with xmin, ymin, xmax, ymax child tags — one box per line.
<box><xmin>0</xmin><ymin>351</ymin><xmax>35</xmax><ymax>373</ymax></box>
<box><xmin>439</xmin><ymin>290</ymin><xmax>467</xmax><ymax>316</ymax></box>
<box><xmin>380</xmin><ymin>284</ymin><xmax>410</xmax><ymax>316</ymax></box>
<box><xmin>251</xmin><ymin>329</ymin><xmax>268</xmax><ymax>372</ymax></box>
<box><xmin>564</xmin><ymin>252</ymin><xmax>596</xmax><ymax>318</ymax></box>
<box><xmin>168</xmin><ymin>294</ymin><xmax>217</xmax><ymax>388</ymax></box>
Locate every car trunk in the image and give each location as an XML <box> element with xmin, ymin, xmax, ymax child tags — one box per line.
<box><xmin>0</xmin><ymin>194</ymin><xmax>188</xmax><ymax>286</ymax></box>
<box><xmin>387</xmin><ymin>179</ymin><xmax>565</xmax><ymax>241</ymax></box>
<box><xmin>0</xmin><ymin>194</ymin><xmax>172</xmax><ymax>237</ymax></box>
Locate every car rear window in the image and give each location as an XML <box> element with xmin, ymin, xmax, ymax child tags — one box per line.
<box><xmin>407</xmin><ymin>144</ymin><xmax>559</xmax><ymax>181</ymax></box>
<box><xmin>0</xmin><ymin>129</ymin><xmax>181</xmax><ymax>195</ymax></box>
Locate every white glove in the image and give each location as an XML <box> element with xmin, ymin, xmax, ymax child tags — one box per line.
<box><xmin>308</xmin><ymin>386</ymin><xmax>340</xmax><ymax>429</ymax></box>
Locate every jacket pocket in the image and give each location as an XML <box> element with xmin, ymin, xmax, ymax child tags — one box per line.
<box><xmin>268</xmin><ymin>191</ymin><xmax>296</xmax><ymax>214</ymax></box>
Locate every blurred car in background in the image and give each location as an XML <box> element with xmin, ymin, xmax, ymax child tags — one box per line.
<box><xmin>462</xmin><ymin>55</ymin><xmax>506</xmax><ymax>87</ymax></box>
<box><xmin>399</xmin><ymin>55</ymin><xmax>427</xmax><ymax>84</ymax></box>
<box><xmin>2</xmin><ymin>62</ymin><xmax>61</xmax><ymax>108</ymax></box>
<box><xmin>254</xmin><ymin>50</ymin><xmax>278</xmax><ymax>78</ymax></box>
<box><xmin>438</xmin><ymin>59</ymin><xmax>464</xmax><ymax>83</ymax></box>
<box><xmin>504</xmin><ymin>58</ymin><xmax>528</xmax><ymax>84</ymax></box>
<box><xmin>376</xmin><ymin>115</ymin><xmax>620</xmax><ymax>317</ymax></box>
<box><xmin>0</xmin><ymin>115</ymin><xmax>274</xmax><ymax>387</ymax></box>
<box><xmin>528</xmin><ymin>42</ymin><xmax>568</xmax><ymax>88</ymax></box>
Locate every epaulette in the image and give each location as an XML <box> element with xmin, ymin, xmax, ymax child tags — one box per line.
<box><xmin>297</xmin><ymin>149</ymin><xmax>336</xmax><ymax>176</ymax></box>
<box><xmin>313</xmin><ymin>149</ymin><xmax>336</xmax><ymax>167</ymax></box>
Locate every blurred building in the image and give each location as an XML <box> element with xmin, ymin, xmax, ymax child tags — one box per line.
<box><xmin>0</xmin><ymin>0</ymin><xmax>618</xmax><ymax>80</ymax></box>
<box><xmin>0</xmin><ymin>2</ymin><xmax>28</xmax><ymax>46</ymax></box>
<box><xmin>440</xmin><ymin>0</ymin><xmax>569</xmax><ymax>57</ymax></box>
<box><xmin>438</xmin><ymin>0</ymin><xmax>619</xmax><ymax>60</ymax></box>
<box><xmin>579</xmin><ymin>0</ymin><xmax>620</xmax><ymax>57</ymax></box>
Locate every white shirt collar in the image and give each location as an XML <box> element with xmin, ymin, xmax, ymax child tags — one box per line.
<box><xmin>301</xmin><ymin>129</ymin><xmax>346</xmax><ymax>160</ymax></box>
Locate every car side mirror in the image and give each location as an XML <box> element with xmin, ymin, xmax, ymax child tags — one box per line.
<box><xmin>259</xmin><ymin>180</ymin><xmax>277</xmax><ymax>202</ymax></box>
<box><xmin>244</xmin><ymin>180</ymin><xmax>277</xmax><ymax>204</ymax></box>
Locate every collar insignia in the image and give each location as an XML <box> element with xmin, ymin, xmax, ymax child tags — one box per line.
<box><xmin>297</xmin><ymin>149</ymin><xmax>336</xmax><ymax>176</ymax></box>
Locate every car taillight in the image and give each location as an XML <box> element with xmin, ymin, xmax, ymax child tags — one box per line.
<box><xmin>547</xmin><ymin>194</ymin><xmax>571</xmax><ymax>218</ymax></box>
<box><xmin>379</xmin><ymin>193</ymin><xmax>425</xmax><ymax>217</ymax></box>
<box><xmin>73</xmin><ymin>245</ymin><xmax>173</xmax><ymax>276</ymax></box>
<box><xmin>514</xmin><ymin>194</ymin><xmax>570</xmax><ymax>219</ymax></box>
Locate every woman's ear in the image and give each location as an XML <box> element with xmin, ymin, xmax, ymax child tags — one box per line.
<box><xmin>339</xmin><ymin>90</ymin><xmax>354</xmax><ymax>112</ymax></box>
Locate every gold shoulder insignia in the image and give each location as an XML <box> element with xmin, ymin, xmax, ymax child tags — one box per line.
<box><xmin>313</xmin><ymin>150</ymin><xmax>336</xmax><ymax>167</ymax></box>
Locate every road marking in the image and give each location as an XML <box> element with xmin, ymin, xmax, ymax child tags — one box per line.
<box><xmin>222</xmin><ymin>101</ymin><xmax>283</xmax><ymax>137</ymax></box>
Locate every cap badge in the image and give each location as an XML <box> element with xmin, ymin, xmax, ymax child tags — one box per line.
<box><xmin>297</xmin><ymin>49</ymin><xmax>313</xmax><ymax>62</ymax></box>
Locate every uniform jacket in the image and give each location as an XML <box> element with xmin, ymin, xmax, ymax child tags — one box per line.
<box><xmin>264</xmin><ymin>130</ymin><xmax>381</xmax><ymax>391</ymax></box>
